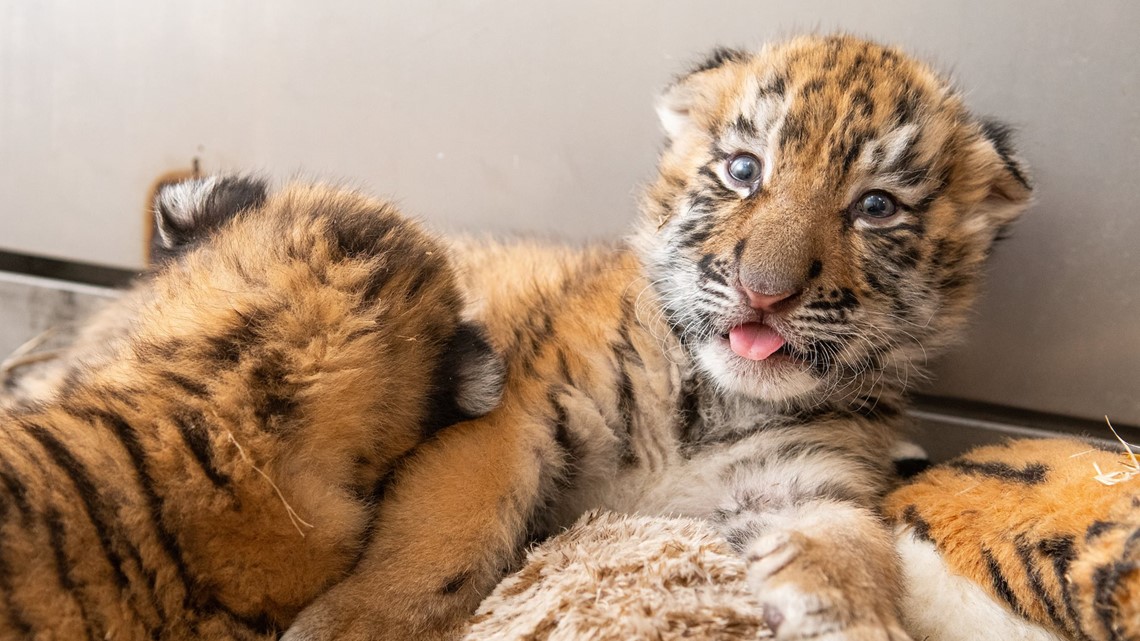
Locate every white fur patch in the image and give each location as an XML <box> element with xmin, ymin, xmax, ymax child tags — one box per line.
<box><xmin>655</xmin><ymin>99</ymin><xmax>691</xmax><ymax>140</ymax></box>
<box><xmin>895</xmin><ymin>527</ymin><xmax>1065</xmax><ymax>641</ymax></box>
<box><xmin>889</xmin><ymin>440</ymin><xmax>928</xmax><ymax>463</ymax></box>
<box><xmin>694</xmin><ymin>339</ymin><xmax>821</xmax><ymax>403</ymax></box>
<box><xmin>454</xmin><ymin>347</ymin><xmax>505</xmax><ymax>416</ymax></box>
<box><xmin>153</xmin><ymin>176</ymin><xmax>218</xmax><ymax>246</ymax></box>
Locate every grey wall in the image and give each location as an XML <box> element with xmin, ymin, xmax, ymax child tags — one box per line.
<box><xmin>2</xmin><ymin>0</ymin><xmax>1137</xmax><ymax>424</ymax></box>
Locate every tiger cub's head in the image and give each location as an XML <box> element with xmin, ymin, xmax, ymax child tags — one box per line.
<box><xmin>636</xmin><ymin>34</ymin><xmax>1032</xmax><ymax>405</ymax></box>
<box><xmin>149</xmin><ymin>176</ymin><xmax>504</xmax><ymax>436</ymax></box>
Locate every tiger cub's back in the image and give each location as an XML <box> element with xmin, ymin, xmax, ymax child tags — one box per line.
<box><xmin>0</xmin><ymin>177</ymin><xmax>503</xmax><ymax>640</ymax></box>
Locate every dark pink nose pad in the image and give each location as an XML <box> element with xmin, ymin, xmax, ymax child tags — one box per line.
<box><xmin>741</xmin><ymin>286</ymin><xmax>799</xmax><ymax>313</ymax></box>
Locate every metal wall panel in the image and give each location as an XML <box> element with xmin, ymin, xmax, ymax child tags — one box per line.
<box><xmin>2</xmin><ymin>0</ymin><xmax>1137</xmax><ymax>423</ymax></box>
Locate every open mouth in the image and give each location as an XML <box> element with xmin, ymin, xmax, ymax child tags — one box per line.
<box><xmin>720</xmin><ymin>322</ymin><xmax>791</xmax><ymax>361</ymax></box>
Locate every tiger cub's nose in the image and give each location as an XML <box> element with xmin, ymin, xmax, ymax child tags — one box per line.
<box><xmin>740</xmin><ymin>285</ymin><xmax>801</xmax><ymax>313</ymax></box>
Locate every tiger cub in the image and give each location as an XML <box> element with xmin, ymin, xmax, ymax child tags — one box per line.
<box><xmin>0</xmin><ymin>177</ymin><xmax>503</xmax><ymax>640</ymax></box>
<box><xmin>285</xmin><ymin>34</ymin><xmax>1032</xmax><ymax>641</ymax></box>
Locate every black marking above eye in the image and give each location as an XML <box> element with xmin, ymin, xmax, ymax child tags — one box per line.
<box><xmin>849</xmin><ymin>190</ymin><xmax>899</xmax><ymax>220</ymax></box>
<box><xmin>725</xmin><ymin>153</ymin><xmax>763</xmax><ymax>189</ymax></box>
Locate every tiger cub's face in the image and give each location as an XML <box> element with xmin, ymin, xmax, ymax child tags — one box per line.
<box><xmin>636</xmin><ymin>34</ymin><xmax>1032</xmax><ymax>404</ymax></box>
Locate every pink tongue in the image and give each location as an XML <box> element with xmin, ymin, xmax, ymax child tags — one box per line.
<box><xmin>728</xmin><ymin>323</ymin><xmax>786</xmax><ymax>361</ymax></box>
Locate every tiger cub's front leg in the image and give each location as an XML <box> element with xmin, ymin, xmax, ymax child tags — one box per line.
<box><xmin>714</xmin><ymin>465</ymin><xmax>910</xmax><ymax>641</ymax></box>
<box><xmin>735</xmin><ymin>500</ymin><xmax>910</xmax><ymax>641</ymax></box>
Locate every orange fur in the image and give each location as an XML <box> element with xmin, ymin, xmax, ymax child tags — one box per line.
<box><xmin>0</xmin><ymin>181</ymin><xmax>500</xmax><ymax>639</ymax></box>
<box><xmin>288</xmin><ymin>35</ymin><xmax>1031</xmax><ymax>641</ymax></box>
<box><xmin>886</xmin><ymin>439</ymin><xmax>1140</xmax><ymax>641</ymax></box>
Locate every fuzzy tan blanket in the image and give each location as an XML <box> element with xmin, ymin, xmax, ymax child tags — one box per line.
<box><xmin>464</xmin><ymin>511</ymin><xmax>771</xmax><ymax>640</ymax></box>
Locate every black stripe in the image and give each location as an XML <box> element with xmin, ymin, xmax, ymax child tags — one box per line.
<box><xmin>914</xmin><ymin>180</ymin><xmax>948</xmax><ymax>214</ymax></box>
<box><xmin>172</xmin><ymin>412</ymin><xmax>235</xmax><ymax>493</ymax></box>
<box><xmin>616</xmin><ymin>313</ymin><xmax>644</xmax><ymax>368</ymax></box>
<box><xmin>893</xmin><ymin>89</ymin><xmax>920</xmax><ymax>126</ymax></box>
<box><xmin>45</xmin><ymin>506</ymin><xmax>99</xmax><ymax>641</ymax></box>
<box><xmin>1014</xmin><ymin>537</ymin><xmax>1066</xmax><ymax>632</ymax></box>
<box><xmin>722</xmin><ymin>522</ymin><xmax>762</xmax><ymax>554</ymax></box>
<box><xmin>900</xmin><ymin>505</ymin><xmax>933</xmax><ymax>543</ymax></box>
<box><xmin>549</xmin><ymin>391</ymin><xmax>583</xmax><ymax>493</ymax></box>
<box><xmin>862</xmin><ymin>223</ymin><xmax>924</xmax><ymax>236</ymax></box>
<box><xmin>20</xmin><ymin>420</ymin><xmax>170</xmax><ymax>635</ymax></box>
<box><xmin>206</xmin><ymin>308</ymin><xmax>270</xmax><ymax>365</ymax></box>
<box><xmin>758</xmin><ymin>74</ymin><xmax>786</xmax><ymax>98</ymax></box>
<box><xmin>439</xmin><ymin>571</ymin><xmax>471</xmax><ymax>596</ymax></box>
<box><xmin>556</xmin><ymin>350</ymin><xmax>573</xmax><ymax>385</ymax></box>
<box><xmin>0</xmin><ymin>457</ymin><xmax>34</xmax><ymax>525</ymax></box>
<box><xmin>1039</xmin><ymin>536</ymin><xmax>1092</xmax><ymax>641</ymax></box>
<box><xmin>947</xmin><ymin>459</ymin><xmax>1048</xmax><ymax>484</ymax></box>
<box><xmin>161</xmin><ymin>371</ymin><xmax>210</xmax><ymax>399</ymax></box>
<box><xmin>841</xmin><ymin>138</ymin><xmax>862</xmax><ymax>178</ymax></box>
<box><xmin>90</xmin><ymin>410</ymin><xmax>195</xmax><ymax>585</ymax></box>
<box><xmin>1091</xmin><ymin>563</ymin><xmax>1127</xmax><ymax>641</ymax></box>
<box><xmin>697</xmin><ymin>254</ymin><xmax>728</xmax><ymax>287</ymax></box>
<box><xmin>1085</xmin><ymin>520</ymin><xmax>1117</xmax><ymax>541</ymax></box>
<box><xmin>773</xmin><ymin>439</ymin><xmax>863</xmax><ymax>467</ymax></box>
<box><xmin>90</xmin><ymin>410</ymin><xmax>274</xmax><ymax>634</ymax></box>
<box><xmin>983</xmin><ymin>547</ymin><xmax>1024</xmax><ymax>616</ymax></box>
<box><xmin>327</xmin><ymin>208</ymin><xmax>403</xmax><ymax>260</ymax></box>
<box><xmin>677</xmin><ymin>376</ymin><xmax>703</xmax><ymax>452</ymax></box>
<box><xmin>614</xmin><ymin>357</ymin><xmax>637</xmax><ymax>466</ymax></box>
<box><xmin>350</xmin><ymin>445</ymin><xmax>424</xmax><ymax>575</ymax></box>
<box><xmin>897</xmin><ymin>164</ymin><xmax>931</xmax><ymax>188</ymax></box>
<box><xmin>805</xmin><ymin>288</ymin><xmax>859</xmax><ymax>312</ymax></box>
<box><xmin>799</xmin><ymin>77</ymin><xmax>825</xmax><ymax>99</ymax></box>
<box><xmin>812</xmin><ymin>480</ymin><xmax>864</xmax><ymax>504</ymax></box>
<box><xmin>22</xmin><ymin>424</ymin><xmax>135</xmax><ymax>592</ymax></box>
<box><xmin>404</xmin><ymin>266</ymin><xmax>434</xmax><ymax>302</ymax></box>
<box><xmin>0</xmin><ymin>494</ymin><xmax>35</xmax><ymax>636</ymax></box>
<box><xmin>613</xmin><ymin>310</ymin><xmax>641</xmax><ymax>467</ymax></box>
<box><xmin>851</xmin><ymin>395</ymin><xmax>899</xmax><ymax>421</ymax></box>
<box><xmin>731</xmin><ymin>115</ymin><xmax>757</xmax><ymax>137</ymax></box>
<box><xmin>93</xmin><ymin>412</ymin><xmax>275</xmax><ymax>633</ymax></box>
<box><xmin>851</xmin><ymin>90</ymin><xmax>874</xmax><ymax>118</ymax></box>
<box><xmin>248</xmin><ymin>353</ymin><xmax>299</xmax><ymax>429</ymax></box>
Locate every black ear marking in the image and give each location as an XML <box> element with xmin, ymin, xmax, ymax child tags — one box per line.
<box><xmin>978</xmin><ymin>118</ymin><xmax>1032</xmax><ymax>192</ymax></box>
<box><xmin>151</xmin><ymin>175</ymin><xmax>268</xmax><ymax>264</ymax></box>
<box><xmin>970</xmin><ymin>117</ymin><xmax>1034</xmax><ymax>240</ymax></box>
<box><xmin>687</xmin><ymin>46</ymin><xmax>749</xmax><ymax>76</ymax></box>
<box><xmin>421</xmin><ymin>322</ymin><xmax>505</xmax><ymax>437</ymax></box>
<box><xmin>658</xmin><ymin>47</ymin><xmax>749</xmax><ymax>139</ymax></box>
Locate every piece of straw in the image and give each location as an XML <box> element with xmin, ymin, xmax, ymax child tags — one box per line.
<box><xmin>1091</xmin><ymin>416</ymin><xmax>1140</xmax><ymax>486</ymax></box>
<box><xmin>0</xmin><ymin>326</ymin><xmax>63</xmax><ymax>384</ymax></box>
<box><xmin>225</xmin><ymin>431</ymin><xmax>314</xmax><ymax>537</ymax></box>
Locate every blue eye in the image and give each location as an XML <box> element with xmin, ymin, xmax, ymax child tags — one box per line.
<box><xmin>851</xmin><ymin>190</ymin><xmax>899</xmax><ymax>219</ymax></box>
<box><xmin>726</xmin><ymin>153</ymin><xmax>762</xmax><ymax>186</ymax></box>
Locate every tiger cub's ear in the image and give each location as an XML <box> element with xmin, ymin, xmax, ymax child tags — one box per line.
<box><xmin>655</xmin><ymin>46</ymin><xmax>749</xmax><ymax>139</ymax></box>
<box><xmin>965</xmin><ymin>118</ymin><xmax>1034</xmax><ymax>240</ymax></box>
<box><xmin>421</xmin><ymin>322</ymin><xmax>506</xmax><ymax>437</ymax></box>
<box><xmin>152</xmin><ymin>175</ymin><xmax>268</xmax><ymax>264</ymax></box>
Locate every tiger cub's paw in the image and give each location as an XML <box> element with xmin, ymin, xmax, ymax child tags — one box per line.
<box><xmin>283</xmin><ymin>583</ymin><xmax>456</xmax><ymax>641</ymax></box>
<box><xmin>746</xmin><ymin>532</ymin><xmax>911</xmax><ymax>641</ymax></box>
